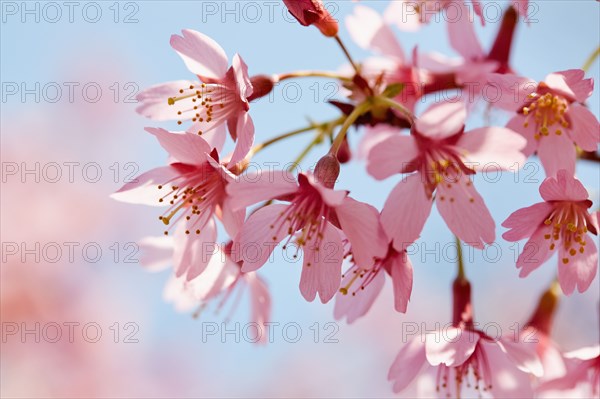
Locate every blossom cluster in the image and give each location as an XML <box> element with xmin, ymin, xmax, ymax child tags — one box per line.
<box><xmin>113</xmin><ymin>1</ymin><xmax>599</xmax><ymax>397</ymax></box>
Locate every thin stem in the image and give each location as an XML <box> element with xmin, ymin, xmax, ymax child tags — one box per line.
<box><xmin>455</xmin><ymin>236</ymin><xmax>466</xmax><ymax>281</ymax></box>
<box><xmin>375</xmin><ymin>96</ymin><xmax>415</xmax><ymax>126</ymax></box>
<box><xmin>334</xmin><ymin>35</ymin><xmax>360</xmax><ymax>75</ymax></box>
<box><xmin>329</xmin><ymin>102</ymin><xmax>372</xmax><ymax>156</ymax></box>
<box><xmin>582</xmin><ymin>46</ymin><xmax>600</xmax><ymax>73</ymax></box>
<box><xmin>276</xmin><ymin>71</ymin><xmax>352</xmax><ymax>83</ymax></box>
<box><xmin>251</xmin><ymin>125</ymin><xmax>317</xmax><ymax>155</ymax></box>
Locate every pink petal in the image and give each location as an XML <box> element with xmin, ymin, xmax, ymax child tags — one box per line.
<box><xmin>544</xmin><ymin>69</ymin><xmax>594</xmax><ymax>103</ymax></box>
<box><xmin>136</xmin><ymin>80</ymin><xmax>199</xmax><ymax>121</ymax></box>
<box><xmin>435</xmin><ymin>175</ymin><xmax>495</xmax><ymax>249</ymax></box>
<box><xmin>358</xmin><ymin>125</ymin><xmax>400</xmax><ymax>160</ymax></box>
<box><xmin>137</xmin><ymin>236</ymin><xmax>174</xmax><ymax>272</ymax></box>
<box><xmin>233</xmin><ymin>204</ymin><xmax>290</xmax><ymax>272</ymax></box>
<box><xmin>304</xmin><ymin>174</ymin><xmax>348</xmax><ymax>207</ymax></box>
<box><xmin>172</xmin><ymin>217</ymin><xmax>218</xmax><ymax>281</ymax></box>
<box><xmin>388</xmin><ymin>250</ymin><xmax>413</xmax><ymax>313</ymax></box>
<box><xmin>516</xmin><ymin>227</ymin><xmax>555</xmax><ymax>278</ymax></box>
<box><xmin>229</xmin><ymin>113</ymin><xmax>255</xmax><ymax>166</ymax></box>
<box><xmin>219</xmin><ymin>198</ymin><xmax>246</xmax><ymax>238</ymax></box>
<box><xmin>384</xmin><ymin>1</ymin><xmax>423</xmax><ymax>32</ymax></box>
<box><xmin>481</xmin><ymin>340</ymin><xmax>536</xmax><ymax>398</ymax></box>
<box><xmin>367</xmin><ymin>135</ymin><xmax>419</xmax><ymax>180</ymax></box>
<box><xmin>231</xmin><ymin>53</ymin><xmax>253</xmax><ymax>100</ymax></box>
<box><xmin>299</xmin><ymin>221</ymin><xmax>343</xmax><ymax>303</ymax></box>
<box><xmin>226</xmin><ymin>170</ymin><xmax>298</xmax><ymax>211</ymax></box>
<box><xmin>388</xmin><ymin>337</ymin><xmax>428</xmax><ymax>393</ymax></box>
<box><xmin>458</xmin><ymin>127</ymin><xmax>527</xmax><ymax>171</ymax></box>
<box><xmin>567</xmin><ymin>103</ymin><xmax>600</xmax><ymax>151</ymax></box>
<box><xmin>498</xmin><ymin>337</ymin><xmax>544</xmax><ymax>377</ymax></box>
<box><xmin>346</xmin><ymin>5</ymin><xmax>405</xmax><ymax>60</ymax></box>
<box><xmin>333</xmin><ymin>267</ymin><xmax>385</xmax><ymax>323</ymax></box>
<box><xmin>245</xmin><ymin>272</ymin><xmax>271</xmax><ymax>343</ymax></box>
<box><xmin>447</xmin><ymin>3</ymin><xmax>485</xmax><ymax>61</ymax></box>
<box><xmin>506</xmin><ymin>114</ymin><xmax>539</xmax><ymax>157</ymax></box>
<box><xmin>416</xmin><ymin>101</ymin><xmax>466</xmax><ymax>139</ymax></box>
<box><xmin>558</xmin><ymin>234</ymin><xmax>598</xmax><ymax>295</ymax></box>
<box><xmin>335</xmin><ymin>198</ymin><xmax>388</xmax><ymax>269</ymax></box>
<box><xmin>382</xmin><ymin>173</ymin><xmax>433</xmax><ymax>252</ymax></box>
<box><xmin>537</xmin><ymin>133</ymin><xmax>576</xmax><ymax>178</ymax></box>
<box><xmin>539</xmin><ymin>170</ymin><xmax>589</xmax><ymax>202</ymax></box>
<box><xmin>170</xmin><ymin>29</ymin><xmax>228</xmax><ymax>80</ymax></box>
<box><xmin>111</xmin><ymin>166</ymin><xmax>179</xmax><ymax>206</ymax></box>
<box><xmin>189</xmin><ymin>247</ymin><xmax>238</xmax><ymax>300</ymax></box>
<box><xmin>146</xmin><ymin>127</ymin><xmax>210</xmax><ymax>166</ymax></box>
<box><xmin>425</xmin><ymin>328</ymin><xmax>480</xmax><ymax>367</ymax></box>
<box><xmin>195</xmin><ymin>123</ymin><xmax>227</xmax><ymax>153</ymax></box>
<box><xmin>486</xmin><ymin>73</ymin><xmax>537</xmax><ymax>112</ymax></box>
<box><xmin>502</xmin><ymin>202</ymin><xmax>554</xmax><ymax>241</ymax></box>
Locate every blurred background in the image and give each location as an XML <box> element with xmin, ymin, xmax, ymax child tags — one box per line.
<box><xmin>1</xmin><ymin>1</ymin><xmax>599</xmax><ymax>397</ymax></box>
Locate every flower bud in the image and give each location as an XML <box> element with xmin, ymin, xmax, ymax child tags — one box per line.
<box><xmin>452</xmin><ymin>277</ymin><xmax>473</xmax><ymax>327</ymax></box>
<box><xmin>314</xmin><ymin>154</ymin><xmax>340</xmax><ymax>189</ymax></box>
<box><xmin>336</xmin><ymin>135</ymin><xmax>352</xmax><ymax>164</ymax></box>
<box><xmin>247</xmin><ymin>75</ymin><xmax>275</xmax><ymax>102</ymax></box>
<box><xmin>282</xmin><ymin>0</ymin><xmax>339</xmax><ymax>37</ymax></box>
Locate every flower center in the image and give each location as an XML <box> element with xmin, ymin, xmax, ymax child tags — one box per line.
<box><xmin>157</xmin><ymin>167</ymin><xmax>224</xmax><ymax>235</ymax></box>
<box><xmin>522</xmin><ymin>92</ymin><xmax>569</xmax><ymax>140</ymax></box>
<box><xmin>542</xmin><ymin>202</ymin><xmax>590</xmax><ymax>264</ymax></box>
<box><xmin>436</xmin><ymin>341</ymin><xmax>493</xmax><ymax>398</ymax></box>
<box><xmin>167</xmin><ymin>83</ymin><xmax>227</xmax><ymax>135</ymax></box>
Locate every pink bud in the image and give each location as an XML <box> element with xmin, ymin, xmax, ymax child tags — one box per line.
<box><xmin>247</xmin><ymin>75</ymin><xmax>275</xmax><ymax>102</ymax></box>
<box><xmin>336</xmin><ymin>135</ymin><xmax>351</xmax><ymax>164</ymax></box>
<box><xmin>314</xmin><ymin>154</ymin><xmax>340</xmax><ymax>189</ymax></box>
<box><xmin>282</xmin><ymin>0</ymin><xmax>339</xmax><ymax>37</ymax></box>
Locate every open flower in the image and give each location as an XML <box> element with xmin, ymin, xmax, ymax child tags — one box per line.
<box><xmin>384</xmin><ymin>0</ymin><xmax>484</xmax><ymax>32</ymax></box>
<box><xmin>368</xmin><ymin>100</ymin><xmax>527</xmax><ymax>249</ymax></box>
<box><xmin>136</xmin><ymin>29</ymin><xmax>255</xmax><ymax>163</ymax></box>
<box><xmin>139</xmin><ymin>238</ymin><xmax>271</xmax><ymax>344</ymax></box>
<box><xmin>388</xmin><ymin>278</ymin><xmax>543</xmax><ymax>397</ymax></box>
<box><xmin>112</xmin><ymin>127</ymin><xmax>248</xmax><ymax>280</ymax></box>
<box><xmin>334</xmin><ymin>241</ymin><xmax>413</xmax><ymax>323</ymax></box>
<box><xmin>226</xmin><ymin>158</ymin><xmax>387</xmax><ymax>303</ymax></box>
<box><xmin>490</xmin><ymin>69</ymin><xmax>599</xmax><ymax>176</ymax></box>
<box><xmin>282</xmin><ymin>0</ymin><xmax>339</xmax><ymax>37</ymax></box>
<box><xmin>502</xmin><ymin>170</ymin><xmax>599</xmax><ymax>294</ymax></box>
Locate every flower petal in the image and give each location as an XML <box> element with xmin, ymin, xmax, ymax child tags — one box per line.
<box><xmin>436</xmin><ymin>175</ymin><xmax>495</xmax><ymax>249</ymax></box>
<box><xmin>146</xmin><ymin>127</ymin><xmax>211</xmax><ymax>165</ymax></box>
<box><xmin>458</xmin><ymin>127</ymin><xmax>527</xmax><ymax>171</ymax></box>
<box><xmin>382</xmin><ymin>173</ymin><xmax>433</xmax><ymax>252</ymax></box>
<box><xmin>233</xmin><ymin>204</ymin><xmax>290</xmax><ymax>272</ymax></box>
<box><xmin>136</xmin><ymin>80</ymin><xmax>199</xmax><ymax>121</ymax></box>
<box><xmin>486</xmin><ymin>73</ymin><xmax>537</xmax><ymax>112</ymax></box>
<box><xmin>229</xmin><ymin>113</ymin><xmax>255</xmax><ymax>166</ymax></box>
<box><xmin>416</xmin><ymin>101</ymin><xmax>466</xmax><ymax>139</ymax></box>
<box><xmin>346</xmin><ymin>5</ymin><xmax>405</xmax><ymax>60</ymax></box>
<box><xmin>137</xmin><ymin>236</ymin><xmax>174</xmax><ymax>272</ymax></box>
<box><xmin>333</xmin><ymin>267</ymin><xmax>385</xmax><ymax>323</ymax></box>
<box><xmin>539</xmin><ymin>169</ymin><xmax>589</xmax><ymax>202</ymax></box>
<box><xmin>506</xmin><ymin>114</ymin><xmax>539</xmax><ymax>157</ymax></box>
<box><xmin>367</xmin><ymin>135</ymin><xmax>419</xmax><ymax>180</ymax></box>
<box><xmin>425</xmin><ymin>328</ymin><xmax>480</xmax><ymax>367</ymax></box>
<box><xmin>497</xmin><ymin>337</ymin><xmax>544</xmax><ymax>377</ymax></box>
<box><xmin>544</xmin><ymin>69</ymin><xmax>593</xmax><ymax>103</ymax></box>
<box><xmin>558</xmin><ymin>234</ymin><xmax>598</xmax><ymax>295</ymax></box>
<box><xmin>170</xmin><ymin>29</ymin><xmax>228</xmax><ymax>80</ymax></box>
<box><xmin>502</xmin><ymin>202</ymin><xmax>554</xmax><ymax>242</ymax></box>
<box><xmin>335</xmin><ymin>197</ymin><xmax>388</xmax><ymax>268</ymax></box>
<box><xmin>516</xmin><ymin>227</ymin><xmax>555</xmax><ymax>278</ymax></box>
<box><xmin>245</xmin><ymin>272</ymin><xmax>271</xmax><ymax>343</ymax></box>
<box><xmin>388</xmin><ymin>337</ymin><xmax>427</xmax><ymax>393</ymax></box>
<box><xmin>567</xmin><ymin>103</ymin><xmax>600</xmax><ymax>152</ymax></box>
<box><xmin>299</xmin><ymin>222</ymin><xmax>343</xmax><ymax>303</ymax></box>
<box><xmin>226</xmin><ymin>170</ymin><xmax>298</xmax><ymax>211</ymax></box>
<box><xmin>387</xmin><ymin>250</ymin><xmax>413</xmax><ymax>313</ymax></box>
<box><xmin>111</xmin><ymin>166</ymin><xmax>180</xmax><ymax>206</ymax></box>
<box><xmin>447</xmin><ymin>4</ymin><xmax>485</xmax><ymax>61</ymax></box>
<box><xmin>536</xmin><ymin>133</ymin><xmax>576</xmax><ymax>178</ymax></box>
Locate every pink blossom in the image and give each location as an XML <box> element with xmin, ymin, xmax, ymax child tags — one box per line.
<box><xmin>140</xmin><ymin>238</ymin><xmax>272</xmax><ymax>344</ymax></box>
<box><xmin>334</xmin><ymin>242</ymin><xmax>413</xmax><ymax>323</ymax></box>
<box><xmin>136</xmin><ymin>29</ymin><xmax>254</xmax><ymax>164</ymax></box>
<box><xmin>282</xmin><ymin>0</ymin><xmax>339</xmax><ymax>37</ymax></box>
<box><xmin>502</xmin><ymin>170</ymin><xmax>599</xmax><ymax>294</ymax></box>
<box><xmin>226</xmin><ymin>160</ymin><xmax>388</xmax><ymax>303</ymax></box>
<box><xmin>112</xmin><ymin>127</ymin><xmax>247</xmax><ymax>280</ymax></box>
<box><xmin>388</xmin><ymin>278</ymin><xmax>543</xmax><ymax>397</ymax></box>
<box><xmin>368</xmin><ymin>100</ymin><xmax>527</xmax><ymax>249</ymax></box>
<box><xmin>490</xmin><ymin>69</ymin><xmax>599</xmax><ymax>176</ymax></box>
